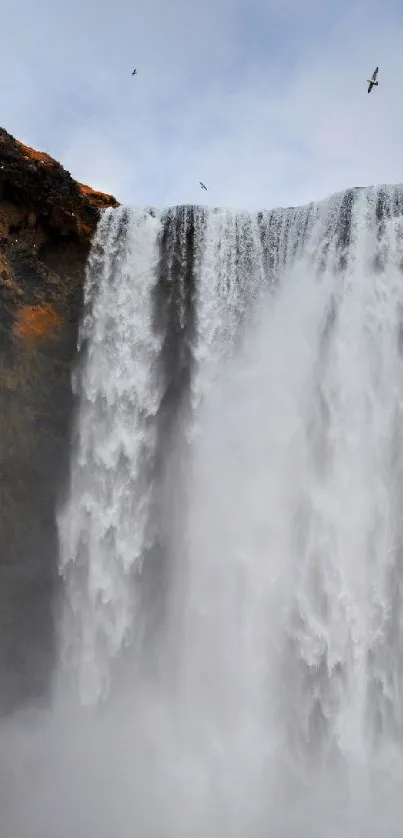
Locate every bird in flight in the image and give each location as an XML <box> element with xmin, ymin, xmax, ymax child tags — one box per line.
<box><xmin>132</xmin><ymin>68</ymin><xmax>137</xmax><ymax>75</ymax></box>
<box><xmin>367</xmin><ymin>66</ymin><xmax>379</xmax><ymax>93</ymax></box>
<box><xmin>199</xmin><ymin>181</ymin><xmax>207</xmax><ymax>190</ymax></box>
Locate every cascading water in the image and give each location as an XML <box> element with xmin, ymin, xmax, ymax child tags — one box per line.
<box><xmin>3</xmin><ymin>185</ymin><xmax>403</xmax><ymax>837</ymax></box>
<box><xmin>57</xmin><ymin>207</ymin><xmax>165</xmax><ymax>705</ymax></box>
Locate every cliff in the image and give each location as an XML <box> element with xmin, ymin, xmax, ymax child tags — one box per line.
<box><xmin>0</xmin><ymin>127</ymin><xmax>118</xmax><ymax>714</ymax></box>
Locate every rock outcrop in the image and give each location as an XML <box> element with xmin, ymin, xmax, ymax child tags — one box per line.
<box><xmin>0</xmin><ymin>127</ymin><xmax>118</xmax><ymax>714</ymax></box>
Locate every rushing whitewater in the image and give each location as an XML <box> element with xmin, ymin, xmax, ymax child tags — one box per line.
<box><xmin>4</xmin><ymin>185</ymin><xmax>403</xmax><ymax>837</ymax></box>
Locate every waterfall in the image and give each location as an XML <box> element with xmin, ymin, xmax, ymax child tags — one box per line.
<box><xmin>5</xmin><ymin>184</ymin><xmax>403</xmax><ymax>837</ymax></box>
<box><xmin>57</xmin><ymin>207</ymin><xmax>165</xmax><ymax>704</ymax></box>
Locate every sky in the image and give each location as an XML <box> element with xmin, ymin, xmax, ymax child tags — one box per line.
<box><xmin>0</xmin><ymin>0</ymin><xmax>403</xmax><ymax>211</ymax></box>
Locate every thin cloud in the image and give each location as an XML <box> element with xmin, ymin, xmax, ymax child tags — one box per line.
<box><xmin>0</xmin><ymin>0</ymin><xmax>402</xmax><ymax>209</ymax></box>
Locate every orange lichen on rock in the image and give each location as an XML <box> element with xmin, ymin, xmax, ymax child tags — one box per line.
<box><xmin>13</xmin><ymin>304</ymin><xmax>62</xmax><ymax>341</ymax></box>
<box><xmin>15</xmin><ymin>139</ymin><xmax>119</xmax><ymax>209</ymax></box>
<box><xmin>15</xmin><ymin>139</ymin><xmax>62</xmax><ymax>169</ymax></box>
<box><xmin>78</xmin><ymin>182</ymin><xmax>119</xmax><ymax>210</ymax></box>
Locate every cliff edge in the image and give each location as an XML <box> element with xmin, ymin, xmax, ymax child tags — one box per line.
<box><xmin>0</xmin><ymin>126</ymin><xmax>118</xmax><ymax>344</ymax></box>
<box><xmin>0</xmin><ymin>127</ymin><xmax>118</xmax><ymax>714</ymax></box>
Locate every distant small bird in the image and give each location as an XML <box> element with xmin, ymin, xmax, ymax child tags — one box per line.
<box><xmin>132</xmin><ymin>68</ymin><xmax>137</xmax><ymax>75</ymax></box>
<box><xmin>367</xmin><ymin>66</ymin><xmax>378</xmax><ymax>93</ymax></box>
<box><xmin>199</xmin><ymin>181</ymin><xmax>207</xmax><ymax>190</ymax></box>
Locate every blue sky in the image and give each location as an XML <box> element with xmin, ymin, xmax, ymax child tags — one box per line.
<box><xmin>0</xmin><ymin>0</ymin><xmax>403</xmax><ymax>210</ymax></box>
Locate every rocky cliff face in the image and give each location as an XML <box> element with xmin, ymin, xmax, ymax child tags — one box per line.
<box><xmin>0</xmin><ymin>127</ymin><xmax>118</xmax><ymax>715</ymax></box>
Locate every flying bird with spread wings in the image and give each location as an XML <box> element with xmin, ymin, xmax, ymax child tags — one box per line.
<box><xmin>367</xmin><ymin>66</ymin><xmax>379</xmax><ymax>93</ymax></box>
<box><xmin>199</xmin><ymin>181</ymin><xmax>207</xmax><ymax>190</ymax></box>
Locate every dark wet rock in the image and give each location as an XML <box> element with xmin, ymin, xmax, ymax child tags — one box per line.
<box><xmin>0</xmin><ymin>127</ymin><xmax>118</xmax><ymax>715</ymax></box>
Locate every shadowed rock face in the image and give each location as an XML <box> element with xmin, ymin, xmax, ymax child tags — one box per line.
<box><xmin>0</xmin><ymin>127</ymin><xmax>118</xmax><ymax>715</ymax></box>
